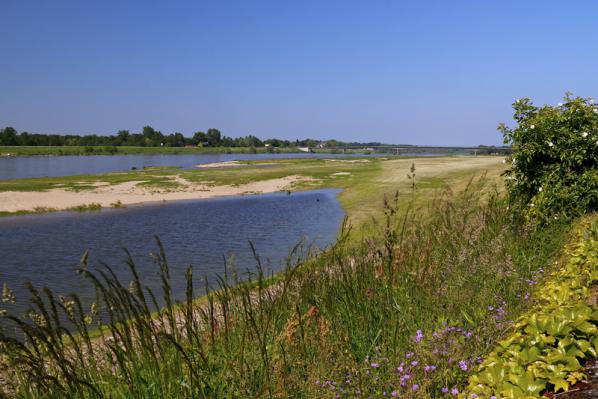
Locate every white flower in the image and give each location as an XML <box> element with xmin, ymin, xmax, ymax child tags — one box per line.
<box><xmin>548</xmin><ymin>141</ymin><xmax>554</xmax><ymax>147</ymax></box>
<box><xmin>530</xmin><ymin>124</ymin><xmax>535</xmax><ymax>129</ymax></box>
<box><xmin>589</xmin><ymin>98</ymin><xmax>595</xmax><ymax>105</ymax></box>
<box><xmin>502</xmin><ymin>159</ymin><xmax>506</xmax><ymax>164</ymax></box>
<box><xmin>554</xmin><ymin>216</ymin><xmax>558</xmax><ymax>220</ymax></box>
<box><xmin>558</xmin><ymin>102</ymin><xmax>563</xmax><ymax>106</ymax></box>
<box><xmin>594</xmin><ymin>108</ymin><xmax>598</xmax><ymax>114</ymax></box>
<box><xmin>516</xmin><ymin>99</ymin><xmax>520</xmax><ymax>104</ymax></box>
<box><xmin>530</xmin><ymin>203</ymin><xmax>535</xmax><ymax>208</ymax></box>
<box><xmin>582</xmin><ymin>132</ymin><xmax>589</xmax><ymax>138</ymax></box>
<box><xmin>538</xmin><ymin>187</ymin><xmax>543</xmax><ymax>192</ymax></box>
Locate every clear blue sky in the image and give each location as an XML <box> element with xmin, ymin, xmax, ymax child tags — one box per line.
<box><xmin>2</xmin><ymin>1</ymin><xmax>598</xmax><ymax>145</ymax></box>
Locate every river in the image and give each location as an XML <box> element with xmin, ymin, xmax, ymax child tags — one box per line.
<box><xmin>0</xmin><ymin>189</ymin><xmax>344</xmax><ymax>334</ymax></box>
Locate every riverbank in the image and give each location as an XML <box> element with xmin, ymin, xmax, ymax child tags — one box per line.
<box><xmin>0</xmin><ymin>156</ymin><xmax>505</xmax><ymax>218</ymax></box>
<box><xmin>0</xmin><ymin>175</ymin><xmax>307</xmax><ymax>214</ymax></box>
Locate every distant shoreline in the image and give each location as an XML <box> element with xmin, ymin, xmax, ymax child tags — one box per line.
<box><xmin>0</xmin><ymin>145</ymin><xmax>378</xmax><ymax>157</ymax></box>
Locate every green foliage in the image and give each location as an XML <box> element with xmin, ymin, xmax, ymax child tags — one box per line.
<box><xmin>463</xmin><ymin>216</ymin><xmax>598</xmax><ymax>398</ymax></box>
<box><xmin>500</xmin><ymin>94</ymin><xmax>598</xmax><ymax>225</ymax></box>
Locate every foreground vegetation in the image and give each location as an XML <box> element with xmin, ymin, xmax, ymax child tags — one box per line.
<box><xmin>0</xmin><ymin>177</ymin><xmax>570</xmax><ymax>398</ymax></box>
<box><xmin>463</xmin><ymin>215</ymin><xmax>598</xmax><ymax>398</ymax></box>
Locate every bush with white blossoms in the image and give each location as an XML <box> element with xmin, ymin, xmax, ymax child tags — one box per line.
<box><xmin>499</xmin><ymin>93</ymin><xmax>598</xmax><ymax>225</ymax></box>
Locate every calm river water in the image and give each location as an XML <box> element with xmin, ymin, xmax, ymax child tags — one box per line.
<box><xmin>0</xmin><ymin>153</ymin><xmax>383</xmax><ymax>180</ymax></box>
<box><xmin>0</xmin><ymin>189</ymin><xmax>344</xmax><ymax>333</ymax></box>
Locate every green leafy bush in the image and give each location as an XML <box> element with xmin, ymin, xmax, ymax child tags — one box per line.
<box><xmin>500</xmin><ymin>94</ymin><xmax>598</xmax><ymax>225</ymax></box>
<box><xmin>462</xmin><ymin>215</ymin><xmax>598</xmax><ymax>398</ymax></box>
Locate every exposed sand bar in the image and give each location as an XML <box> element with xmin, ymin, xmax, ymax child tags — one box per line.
<box><xmin>196</xmin><ymin>161</ymin><xmax>280</xmax><ymax>168</ymax></box>
<box><xmin>0</xmin><ymin>175</ymin><xmax>305</xmax><ymax>214</ymax></box>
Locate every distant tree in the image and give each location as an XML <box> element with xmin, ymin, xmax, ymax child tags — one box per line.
<box><xmin>141</xmin><ymin>126</ymin><xmax>164</xmax><ymax>146</ymax></box>
<box><xmin>192</xmin><ymin>131</ymin><xmax>207</xmax><ymax>146</ymax></box>
<box><xmin>165</xmin><ymin>132</ymin><xmax>186</xmax><ymax>147</ymax></box>
<box><xmin>0</xmin><ymin>127</ymin><xmax>19</xmax><ymax>145</ymax></box>
<box><xmin>206</xmin><ymin>128</ymin><xmax>221</xmax><ymax>147</ymax></box>
<box><xmin>18</xmin><ymin>131</ymin><xmax>30</xmax><ymax>146</ymax></box>
<box><xmin>116</xmin><ymin>130</ymin><xmax>130</xmax><ymax>145</ymax></box>
<box><xmin>220</xmin><ymin>136</ymin><xmax>235</xmax><ymax>147</ymax></box>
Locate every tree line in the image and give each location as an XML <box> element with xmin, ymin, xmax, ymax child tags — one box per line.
<box><xmin>0</xmin><ymin>126</ymin><xmax>375</xmax><ymax>148</ymax></box>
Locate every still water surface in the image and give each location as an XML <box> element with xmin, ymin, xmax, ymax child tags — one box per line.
<box><xmin>0</xmin><ymin>189</ymin><xmax>344</xmax><ymax>331</ymax></box>
<box><xmin>0</xmin><ymin>153</ymin><xmax>383</xmax><ymax>180</ymax></box>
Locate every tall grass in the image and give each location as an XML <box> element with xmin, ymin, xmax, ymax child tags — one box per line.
<box><xmin>0</xmin><ymin>178</ymin><xmax>569</xmax><ymax>398</ymax></box>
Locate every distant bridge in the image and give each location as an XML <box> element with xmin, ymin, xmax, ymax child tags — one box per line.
<box><xmin>321</xmin><ymin>145</ymin><xmax>512</xmax><ymax>155</ymax></box>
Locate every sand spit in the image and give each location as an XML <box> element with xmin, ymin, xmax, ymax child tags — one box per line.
<box><xmin>196</xmin><ymin>161</ymin><xmax>280</xmax><ymax>168</ymax></box>
<box><xmin>196</xmin><ymin>161</ymin><xmax>246</xmax><ymax>168</ymax></box>
<box><xmin>0</xmin><ymin>175</ymin><xmax>305</xmax><ymax>214</ymax></box>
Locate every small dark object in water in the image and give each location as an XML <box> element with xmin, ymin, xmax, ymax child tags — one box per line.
<box><xmin>286</xmin><ymin>190</ymin><xmax>291</xmax><ymax>195</ymax></box>
<box><xmin>316</xmin><ymin>198</ymin><xmax>320</xmax><ymax>202</ymax></box>
<box><xmin>131</xmin><ymin>166</ymin><xmax>137</xmax><ymax>170</ymax></box>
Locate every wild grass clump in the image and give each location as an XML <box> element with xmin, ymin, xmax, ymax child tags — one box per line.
<box><xmin>67</xmin><ymin>203</ymin><xmax>102</xmax><ymax>213</ymax></box>
<box><xmin>0</xmin><ymin>178</ymin><xmax>568</xmax><ymax>398</ymax></box>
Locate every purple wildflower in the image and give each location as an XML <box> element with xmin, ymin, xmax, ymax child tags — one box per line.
<box><xmin>405</xmin><ymin>351</ymin><xmax>414</xmax><ymax>358</ymax></box>
<box><xmin>371</xmin><ymin>362</ymin><xmax>380</xmax><ymax>368</ymax></box>
<box><xmin>412</xmin><ymin>384</ymin><xmax>419</xmax><ymax>391</ymax></box>
<box><xmin>414</xmin><ymin>329</ymin><xmax>424</xmax><ymax>343</ymax></box>
<box><xmin>391</xmin><ymin>391</ymin><xmax>399</xmax><ymax>397</ymax></box>
<box><xmin>411</xmin><ymin>360</ymin><xmax>419</xmax><ymax>367</ymax></box>
<box><xmin>442</xmin><ymin>387</ymin><xmax>449</xmax><ymax>393</ymax></box>
<box><xmin>451</xmin><ymin>387</ymin><xmax>459</xmax><ymax>395</ymax></box>
<box><xmin>459</xmin><ymin>360</ymin><xmax>468</xmax><ymax>371</ymax></box>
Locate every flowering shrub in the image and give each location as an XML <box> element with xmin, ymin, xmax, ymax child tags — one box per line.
<box><xmin>500</xmin><ymin>94</ymin><xmax>598</xmax><ymax>225</ymax></box>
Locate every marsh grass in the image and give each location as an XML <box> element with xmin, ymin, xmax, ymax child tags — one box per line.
<box><xmin>0</xmin><ymin>178</ymin><xmax>568</xmax><ymax>398</ymax></box>
<box><xmin>66</xmin><ymin>203</ymin><xmax>102</xmax><ymax>213</ymax></box>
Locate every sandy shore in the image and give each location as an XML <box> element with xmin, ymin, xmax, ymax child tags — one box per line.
<box><xmin>0</xmin><ymin>175</ymin><xmax>304</xmax><ymax>214</ymax></box>
<box><xmin>196</xmin><ymin>161</ymin><xmax>279</xmax><ymax>168</ymax></box>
